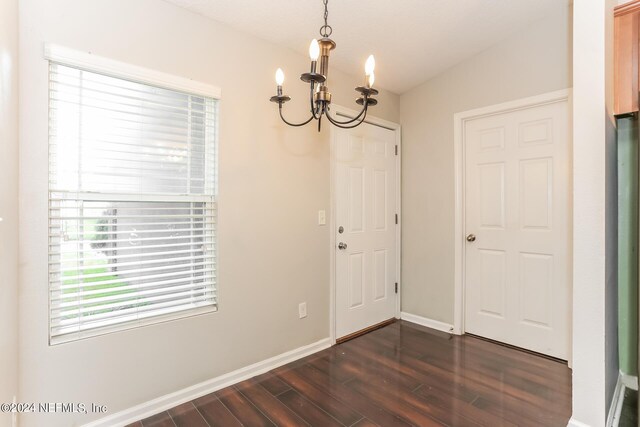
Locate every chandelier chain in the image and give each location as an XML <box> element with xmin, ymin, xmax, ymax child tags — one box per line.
<box><xmin>319</xmin><ymin>0</ymin><xmax>332</xmax><ymax>37</ymax></box>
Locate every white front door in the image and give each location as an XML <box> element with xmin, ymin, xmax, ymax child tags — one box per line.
<box><xmin>464</xmin><ymin>98</ymin><xmax>570</xmax><ymax>359</ymax></box>
<box><xmin>334</xmin><ymin>121</ymin><xmax>398</xmax><ymax>340</ymax></box>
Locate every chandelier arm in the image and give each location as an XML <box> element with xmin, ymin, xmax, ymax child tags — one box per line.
<box><xmin>279</xmin><ymin>104</ymin><xmax>315</xmax><ymax>127</ymax></box>
<box><xmin>325</xmin><ymin>105</ymin><xmax>368</xmax><ymax>129</ymax></box>
<box><xmin>325</xmin><ymin>104</ymin><xmax>367</xmax><ymax>125</ymax></box>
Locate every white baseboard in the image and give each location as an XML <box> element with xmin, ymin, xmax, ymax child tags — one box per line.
<box><xmin>82</xmin><ymin>337</ymin><xmax>332</xmax><ymax>427</ymax></box>
<box><xmin>400</xmin><ymin>312</ymin><xmax>454</xmax><ymax>334</ymax></box>
<box><xmin>568</xmin><ymin>418</ymin><xmax>592</xmax><ymax>427</ymax></box>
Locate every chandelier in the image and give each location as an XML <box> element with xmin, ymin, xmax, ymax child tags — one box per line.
<box><xmin>270</xmin><ymin>0</ymin><xmax>378</xmax><ymax>131</ymax></box>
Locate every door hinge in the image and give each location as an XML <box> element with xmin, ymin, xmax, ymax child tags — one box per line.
<box><xmin>395</xmin><ymin>282</ymin><xmax>398</xmax><ymax>294</ymax></box>
<box><xmin>395</xmin><ymin>145</ymin><xmax>398</xmax><ymax>155</ymax></box>
<box><xmin>395</xmin><ymin>213</ymin><xmax>398</xmax><ymax>224</ymax></box>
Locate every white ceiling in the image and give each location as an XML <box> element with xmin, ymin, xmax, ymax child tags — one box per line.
<box><xmin>163</xmin><ymin>0</ymin><xmax>568</xmax><ymax>94</ymax></box>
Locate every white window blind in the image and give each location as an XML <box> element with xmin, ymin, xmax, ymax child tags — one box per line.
<box><xmin>48</xmin><ymin>63</ymin><xmax>218</xmax><ymax>343</ymax></box>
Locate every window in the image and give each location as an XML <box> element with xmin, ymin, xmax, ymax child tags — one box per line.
<box><xmin>48</xmin><ymin>58</ymin><xmax>219</xmax><ymax>343</ymax></box>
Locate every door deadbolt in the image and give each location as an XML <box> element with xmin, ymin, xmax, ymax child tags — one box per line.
<box><xmin>338</xmin><ymin>226</ymin><xmax>344</xmax><ymax>234</ymax></box>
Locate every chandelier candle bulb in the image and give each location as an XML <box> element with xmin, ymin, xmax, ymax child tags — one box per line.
<box><xmin>366</xmin><ymin>72</ymin><xmax>375</xmax><ymax>89</ymax></box>
<box><xmin>275</xmin><ymin>68</ymin><xmax>284</xmax><ymax>86</ymax></box>
<box><xmin>309</xmin><ymin>39</ymin><xmax>320</xmax><ymax>61</ymax></box>
<box><xmin>275</xmin><ymin>68</ymin><xmax>284</xmax><ymax>96</ymax></box>
<box><xmin>365</xmin><ymin>55</ymin><xmax>376</xmax><ymax>76</ymax></box>
<box><xmin>309</xmin><ymin>39</ymin><xmax>320</xmax><ymax>73</ymax></box>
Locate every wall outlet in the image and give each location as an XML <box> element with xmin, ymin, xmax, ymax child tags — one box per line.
<box><xmin>318</xmin><ymin>210</ymin><xmax>326</xmax><ymax>226</ymax></box>
<box><xmin>298</xmin><ymin>302</ymin><xmax>307</xmax><ymax>319</ymax></box>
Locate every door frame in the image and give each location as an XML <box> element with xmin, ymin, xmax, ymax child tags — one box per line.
<box><xmin>452</xmin><ymin>89</ymin><xmax>573</xmax><ymax>339</ymax></box>
<box><xmin>329</xmin><ymin>104</ymin><xmax>402</xmax><ymax>345</ymax></box>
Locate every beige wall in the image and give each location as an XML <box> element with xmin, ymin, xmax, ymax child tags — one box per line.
<box><xmin>0</xmin><ymin>0</ymin><xmax>19</xmax><ymax>426</ymax></box>
<box><xmin>17</xmin><ymin>1</ymin><xmax>399</xmax><ymax>425</ymax></box>
<box><xmin>399</xmin><ymin>5</ymin><xmax>572</xmax><ymax>323</ymax></box>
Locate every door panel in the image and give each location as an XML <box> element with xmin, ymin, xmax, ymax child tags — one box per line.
<box><xmin>374</xmin><ymin>170</ymin><xmax>388</xmax><ymax>230</ymax></box>
<box><xmin>520</xmin><ymin>158</ymin><xmax>553</xmax><ymax>229</ymax></box>
<box><xmin>478</xmin><ymin>162</ymin><xmax>506</xmax><ymax>228</ymax></box>
<box><xmin>478</xmin><ymin>249</ymin><xmax>507</xmax><ymax>318</ymax></box>
<box><xmin>518</xmin><ymin>252</ymin><xmax>553</xmax><ymax>327</ymax></box>
<box><xmin>335</xmin><ymin>122</ymin><xmax>398</xmax><ymax>339</ymax></box>
<box><xmin>349</xmin><ymin>167</ymin><xmax>365</xmax><ymax>232</ymax></box>
<box><xmin>373</xmin><ymin>249</ymin><xmax>388</xmax><ymax>301</ymax></box>
<box><xmin>348</xmin><ymin>252</ymin><xmax>364</xmax><ymax>308</ymax></box>
<box><xmin>464</xmin><ymin>100</ymin><xmax>570</xmax><ymax>359</ymax></box>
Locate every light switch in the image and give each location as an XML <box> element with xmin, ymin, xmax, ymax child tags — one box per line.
<box><xmin>318</xmin><ymin>210</ymin><xmax>326</xmax><ymax>225</ymax></box>
<box><xmin>299</xmin><ymin>302</ymin><xmax>307</xmax><ymax>318</ymax></box>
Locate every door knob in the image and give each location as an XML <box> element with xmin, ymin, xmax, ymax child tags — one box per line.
<box><xmin>338</xmin><ymin>242</ymin><xmax>348</xmax><ymax>250</ymax></box>
<box><xmin>466</xmin><ymin>234</ymin><xmax>476</xmax><ymax>242</ymax></box>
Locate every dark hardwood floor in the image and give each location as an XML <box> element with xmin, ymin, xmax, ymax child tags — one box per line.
<box><xmin>128</xmin><ymin>320</ymin><xmax>572</xmax><ymax>427</ymax></box>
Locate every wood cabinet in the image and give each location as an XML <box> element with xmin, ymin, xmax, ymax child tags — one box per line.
<box><xmin>615</xmin><ymin>1</ymin><xmax>640</xmax><ymax>115</ymax></box>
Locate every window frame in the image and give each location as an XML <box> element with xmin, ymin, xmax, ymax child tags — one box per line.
<box><xmin>45</xmin><ymin>44</ymin><xmax>222</xmax><ymax>345</ymax></box>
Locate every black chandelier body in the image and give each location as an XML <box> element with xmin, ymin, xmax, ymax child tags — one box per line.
<box><xmin>270</xmin><ymin>0</ymin><xmax>378</xmax><ymax>131</ymax></box>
